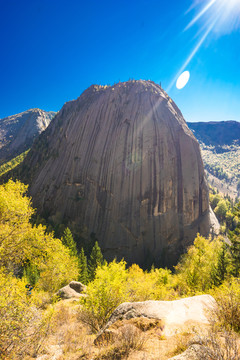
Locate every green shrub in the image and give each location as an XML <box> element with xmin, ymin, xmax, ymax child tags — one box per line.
<box><xmin>80</xmin><ymin>260</ymin><xmax>127</xmax><ymax>332</ymax></box>
<box><xmin>126</xmin><ymin>264</ymin><xmax>176</xmax><ymax>301</ymax></box>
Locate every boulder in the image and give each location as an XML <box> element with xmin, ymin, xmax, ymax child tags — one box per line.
<box><xmin>97</xmin><ymin>295</ymin><xmax>215</xmax><ymax>339</ymax></box>
<box><xmin>209</xmin><ymin>206</ymin><xmax>220</xmax><ymax>235</ymax></box>
<box><xmin>69</xmin><ymin>280</ymin><xmax>86</xmax><ymax>293</ymax></box>
<box><xmin>57</xmin><ymin>281</ymin><xmax>86</xmax><ymax>299</ymax></box>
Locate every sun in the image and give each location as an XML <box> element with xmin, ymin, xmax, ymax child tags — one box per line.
<box><xmin>222</xmin><ymin>0</ymin><xmax>240</xmax><ymax>9</ymax></box>
<box><xmin>185</xmin><ymin>0</ymin><xmax>240</xmax><ymax>33</ymax></box>
<box><xmin>213</xmin><ymin>0</ymin><xmax>240</xmax><ymax>33</ymax></box>
<box><xmin>168</xmin><ymin>0</ymin><xmax>240</xmax><ymax>92</ymax></box>
<box><xmin>218</xmin><ymin>0</ymin><xmax>240</xmax><ymax>17</ymax></box>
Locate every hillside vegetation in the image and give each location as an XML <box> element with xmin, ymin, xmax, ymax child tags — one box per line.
<box><xmin>0</xmin><ymin>149</ymin><xmax>30</xmax><ymax>177</ymax></box>
<box><xmin>188</xmin><ymin>121</ymin><xmax>240</xmax><ymax>200</ymax></box>
<box><xmin>203</xmin><ymin>145</ymin><xmax>240</xmax><ymax>197</ymax></box>
<box><xmin>1</xmin><ymin>179</ymin><xmax>240</xmax><ymax>359</ymax></box>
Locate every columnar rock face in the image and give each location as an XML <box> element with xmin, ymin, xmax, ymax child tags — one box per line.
<box><xmin>0</xmin><ymin>108</ymin><xmax>55</xmax><ymax>162</ymax></box>
<box><xmin>23</xmin><ymin>80</ymin><xmax>210</xmax><ymax>266</ymax></box>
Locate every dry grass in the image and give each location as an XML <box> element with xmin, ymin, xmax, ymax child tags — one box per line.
<box><xmin>187</xmin><ymin>291</ymin><xmax>240</xmax><ymax>360</ymax></box>
<box><xmin>30</xmin><ymin>300</ymin><xmax>94</xmax><ymax>360</ymax></box>
<box><xmin>112</xmin><ymin>317</ymin><xmax>165</xmax><ymax>333</ymax></box>
<box><xmin>22</xmin><ymin>299</ymin><xmax>239</xmax><ymax>360</ymax></box>
<box><xmin>94</xmin><ymin>324</ymin><xmax>146</xmax><ymax>360</ymax></box>
<box><xmin>167</xmin><ymin>332</ymin><xmax>193</xmax><ymax>357</ymax></box>
<box><xmin>210</xmin><ymin>283</ymin><xmax>240</xmax><ymax>333</ymax></box>
<box><xmin>25</xmin><ymin>300</ymin><xmax>175</xmax><ymax>360</ymax></box>
<box><xmin>191</xmin><ymin>326</ymin><xmax>240</xmax><ymax>359</ymax></box>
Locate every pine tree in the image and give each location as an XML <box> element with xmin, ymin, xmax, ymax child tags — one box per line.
<box><xmin>78</xmin><ymin>248</ymin><xmax>88</xmax><ymax>284</ymax></box>
<box><xmin>61</xmin><ymin>227</ymin><xmax>78</xmax><ymax>257</ymax></box>
<box><xmin>23</xmin><ymin>262</ymin><xmax>40</xmax><ymax>286</ymax></box>
<box><xmin>88</xmin><ymin>241</ymin><xmax>103</xmax><ymax>281</ymax></box>
<box><xmin>212</xmin><ymin>242</ymin><xmax>229</xmax><ymax>286</ymax></box>
<box><xmin>229</xmin><ymin>202</ymin><xmax>240</xmax><ymax>276</ymax></box>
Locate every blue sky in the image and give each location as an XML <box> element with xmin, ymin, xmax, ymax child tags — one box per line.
<box><xmin>0</xmin><ymin>0</ymin><xmax>239</xmax><ymax>122</ymax></box>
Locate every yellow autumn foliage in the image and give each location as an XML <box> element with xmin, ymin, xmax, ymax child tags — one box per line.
<box><xmin>0</xmin><ymin>180</ymin><xmax>79</xmax><ymax>358</ymax></box>
<box><xmin>0</xmin><ymin>179</ymin><xmax>79</xmax><ymax>291</ymax></box>
<box><xmin>175</xmin><ymin>234</ymin><xmax>222</xmax><ymax>294</ymax></box>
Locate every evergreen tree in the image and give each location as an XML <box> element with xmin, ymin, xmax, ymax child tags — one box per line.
<box><xmin>212</xmin><ymin>242</ymin><xmax>229</xmax><ymax>286</ymax></box>
<box><xmin>23</xmin><ymin>262</ymin><xmax>40</xmax><ymax>286</ymax></box>
<box><xmin>78</xmin><ymin>248</ymin><xmax>88</xmax><ymax>284</ymax></box>
<box><xmin>61</xmin><ymin>227</ymin><xmax>78</xmax><ymax>257</ymax></box>
<box><xmin>88</xmin><ymin>241</ymin><xmax>103</xmax><ymax>281</ymax></box>
<box><xmin>229</xmin><ymin>202</ymin><xmax>240</xmax><ymax>276</ymax></box>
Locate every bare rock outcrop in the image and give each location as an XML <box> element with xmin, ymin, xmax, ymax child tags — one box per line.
<box><xmin>20</xmin><ymin>80</ymin><xmax>210</xmax><ymax>266</ymax></box>
<box><xmin>0</xmin><ymin>108</ymin><xmax>55</xmax><ymax>162</ymax></box>
<box><xmin>209</xmin><ymin>206</ymin><xmax>220</xmax><ymax>235</ymax></box>
<box><xmin>56</xmin><ymin>281</ymin><xmax>86</xmax><ymax>299</ymax></box>
<box><xmin>96</xmin><ymin>295</ymin><xmax>215</xmax><ymax>338</ymax></box>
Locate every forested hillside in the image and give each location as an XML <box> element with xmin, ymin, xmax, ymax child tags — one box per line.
<box><xmin>0</xmin><ymin>179</ymin><xmax>240</xmax><ymax>359</ymax></box>
<box><xmin>188</xmin><ymin>121</ymin><xmax>240</xmax><ymax>200</ymax></box>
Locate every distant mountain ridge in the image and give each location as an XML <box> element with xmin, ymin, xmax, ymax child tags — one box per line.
<box><xmin>187</xmin><ymin>120</ymin><xmax>240</xmax><ymax>147</ymax></box>
<box><xmin>0</xmin><ymin>108</ymin><xmax>56</xmax><ymax>163</ymax></box>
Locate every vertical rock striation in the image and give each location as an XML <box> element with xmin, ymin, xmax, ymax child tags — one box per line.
<box><xmin>23</xmin><ymin>80</ymin><xmax>210</xmax><ymax>266</ymax></box>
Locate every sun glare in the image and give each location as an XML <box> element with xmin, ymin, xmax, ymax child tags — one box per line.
<box><xmin>168</xmin><ymin>0</ymin><xmax>240</xmax><ymax>92</ymax></box>
<box><xmin>193</xmin><ymin>0</ymin><xmax>240</xmax><ymax>33</ymax></box>
<box><xmin>176</xmin><ymin>71</ymin><xmax>190</xmax><ymax>89</ymax></box>
<box><xmin>223</xmin><ymin>0</ymin><xmax>240</xmax><ymax>9</ymax></box>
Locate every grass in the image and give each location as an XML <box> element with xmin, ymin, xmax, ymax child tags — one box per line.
<box><xmin>21</xmin><ymin>299</ymin><xmax>191</xmax><ymax>360</ymax></box>
<box><xmin>9</xmin><ymin>281</ymin><xmax>240</xmax><ymax>360</ymax></box>
<box><xmin>95</xmin><ymin>324</ymin><xmax>146</xmax><ymax>360</ymax></box>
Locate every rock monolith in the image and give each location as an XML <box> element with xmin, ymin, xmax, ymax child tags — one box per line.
<box><xmin>21</xmin><ymin>80</ymin><xmax>211</xmax><ymax>266</ymax></box>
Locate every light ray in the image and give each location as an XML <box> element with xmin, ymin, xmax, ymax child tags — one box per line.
<box><xmin>184</xmin><ymin>0</ymin><xmax>216</xmax><ymax>31</ymax></box>
<box><xmin>187</xmin><ymin>0</ymin><xmax>240</xmax><ymax>35</ymax></box>
<box><xmin>132</xmin><ymin>0</ymin><xmax>240</xmax><ymax>152</ymax></box>
<box><xmin>166</xmin><ymin>19</ymin><xmax>217</xmax><ymax>93</ymax></box>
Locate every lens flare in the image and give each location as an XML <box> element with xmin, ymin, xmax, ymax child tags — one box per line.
<box><xmin>176</xmin><ymin>71</ymin><xmax>190</xmax><ymax>89</ymax></box>
<box><xmin>167</xmin><ymin>0</ymin><xmax>239</xmax><ymax>92</ymax></box>
<box><xmin>188</xmin><ymin>0</ymin><xmax>240</xmax><ymax>34</ymax></box>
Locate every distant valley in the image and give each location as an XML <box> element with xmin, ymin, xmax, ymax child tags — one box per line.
<box><xmin>187</xmin><ymin>121</ymin><xmax>240</xmax><ymax>200</ymax></box>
